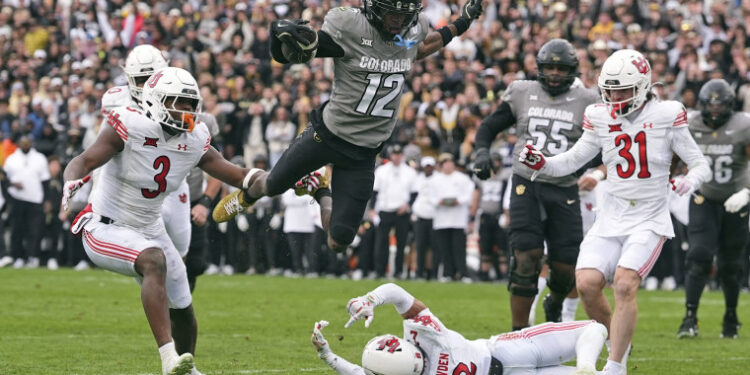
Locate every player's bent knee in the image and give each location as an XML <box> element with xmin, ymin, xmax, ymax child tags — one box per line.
<box><xmin>582</xmin><ymin>321</ymin><xmax>608</xmax><ymax>340</ymax></box>
<box><xmin>548</xmin><ymin>264</ymin><xmax>576</xmax><ymax>295</ymax></box>
<box><xmin>686</xmin><ymin>259</ymin><xmax>712</xmax><ymax>278</ymax></box>
<box><xmin>135</xmin><ymin>248</ymin><xmax>167</xmax><ymax>276</ymax></box>
<box><xmin>508</xmin><ymin>252</ymin><xmax>543</xmax><ymax>297</ymax></box>
<box><xmin>510</xmin><ymin>230</ymin><xmax>544</xmax><ymax>251</ymax></box>
<box><xmin>328</xmin><ymin>226</ymin><xmax>354</xmax><ymax>253</ymax></box>
<box><xmin>576</xmin><ymin>271</ymin><xmax>605</xmax><ymax>295</ymax></box>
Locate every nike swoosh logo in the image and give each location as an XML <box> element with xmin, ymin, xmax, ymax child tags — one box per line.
<box><xmin>566</xmin><ymin>199</ymin><xmax>576</xmax><ymax>205</ymax></box>
<box><xmin>566</xmin><ymin>97</ymin><xmax>576</xmax><ymax>102</ymax></box>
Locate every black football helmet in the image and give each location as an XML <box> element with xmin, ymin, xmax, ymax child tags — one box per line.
<box><xmin>699</xmin><ymin>79</ymin><xmax>735</xmax><ymax>128</ymax></box>
<box><xmin>364</xmin><ymin>0</ymin><xmax>422</xmax><ymax>38</ymax></box>
<box><xmin>536</xmin><ymin>39</ymin><xmax>579</xmax><ymax>96</ymax></box>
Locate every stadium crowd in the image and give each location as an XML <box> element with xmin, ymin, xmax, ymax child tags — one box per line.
<box><xmin>0</xmin><ymin>0</ymin><xmax>749</xmax><ymax>290</ymax></box>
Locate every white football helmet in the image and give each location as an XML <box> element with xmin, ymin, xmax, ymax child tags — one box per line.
<box><xmin>598</xmin><ymin>49</ymin><xmax>652</xmax><ymax>117</ymax></box>
<box><xmin>142</xmin><ymin>67</ymin><xmax>202</xmax><ymax>133</ymax></box>
<box><xmin>361</xmin><ymin>335</ymin><xmax>424</xmax><ymax>375</ymax></box>
<box><xmin>123</xmin><ymin>44</ymin><xmax>169</xmax><ymax>104</ymax></box>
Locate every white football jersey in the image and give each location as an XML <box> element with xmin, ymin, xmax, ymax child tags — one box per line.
<box><xmin>402</xmin><ymin>309</ymin><xmax>492</xmax><ymax>375</ymax></box>
<box><xmin>583</xmin><ymin>99</ymin><xmax>688</xmax><ymax>201</ymax></box>
<box><xmin>90</xmin><ymin>105</ymin><xmax>211</xmax><ymax>235</ymax></box>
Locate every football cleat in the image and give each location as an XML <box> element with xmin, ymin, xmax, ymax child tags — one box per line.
<box><xmin>677</xmin><ymin>315</ymin><xmax>698</xmax><ymax>339</ymax></box>
<box><xmin>720</xmin><ymin>314</ymin><xmax>741</xmax><ymax>339</ymax></box>
<box><xmin>163</xmin><ymin>353</ymin><xmax>194</xmax><ymax>375</ymax></box>
<box><xmin>294</xmin><ymin>167</ymin><xmax>329</xmax><ymax>197</ymax></box>
<box><xmin>543</xmin><ymin>294</ymin><xmax>562</xmax><ymax>323</ymax></box>
<box><xmin>212</xmin><ymin>169</ymin><xmax>264</xmax><ymax>223</ymax></box>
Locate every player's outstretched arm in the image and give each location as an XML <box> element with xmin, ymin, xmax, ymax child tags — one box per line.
<box><xmin>312</xmin><ymin>321</ymin><xmax>367</xmax><ymax>375</ymax></box>
<box><xmin>197</xmin><ymin>146</ymin><xmax>251</xmax><ymax>189</ymax></box>
<box><xmin>63</xmin><ymin>125</ymin><xmax>123</xmax><ymax>182</ymax></box>
<box><xmin>345</xmin><ymin>283</ymin><xmax>426</xmax><ymax>328</ymax></box>
<box><xmin>417</xmin><ymin>0</ymin><xmax>483</xmax><ymax>60</ymax></box>
<box><xmin>529</xmin><ymin>129</ymin><xmax>600</xmax><ymax>177</ymax></box>
<box><xmin>473</xmin><ymin>101</ymin><xmax>516</xmax><ymax>180</ymax></box>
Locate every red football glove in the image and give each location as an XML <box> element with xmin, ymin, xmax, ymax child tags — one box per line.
<box><xmin>518</xmin><ymin>144</ymin><xmax>546</xmax><ymax>171</ymax></box>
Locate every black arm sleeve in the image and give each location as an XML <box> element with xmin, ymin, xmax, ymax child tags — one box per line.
<box><xmin>475</xmin><ymin>101</ymin><xmax>516</xmax><ymax>149</ymax></box>
<box><xmin>270</xmin><ymin>29</ymin><xmax>344</xmax><ymax>63</ymax></box>
<box><xmin>316</xmin><ymin>30</ymin><xmax>345</xmax><ymax>58</ymax></box>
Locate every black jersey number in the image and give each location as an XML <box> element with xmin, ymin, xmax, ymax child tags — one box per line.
<box><xmin>355</xmin><ymin>73</ymin><xmax>405</xmax><ymax>118</ymax></box>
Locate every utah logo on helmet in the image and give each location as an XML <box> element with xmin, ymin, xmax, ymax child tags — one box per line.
<box><xmin>361</xmin><ymin>335</ymin><xmax>424</xmax><ymax>375</ymax></box>
<box><xmin>141</xmin><ymin>67</ymin><xmax>202</xmax><ymax>133</ymax></box>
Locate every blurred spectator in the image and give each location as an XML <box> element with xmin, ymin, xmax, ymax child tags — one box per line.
<box><xmin>412</xmin><ymin>156</ymin><xmax>437</xmax><ymax>280</ymax></box>
<box><xmin>430</xmin><ymin>153</ymin><xmax>475</xmax><ymax>282</ymax></box>
<box><xmin>281</xmin><ymin>189</ymin><xmax>318</xmax><ymax>277</ymax></box>
<box><xmin>4</xmin><ymin>135</ymin><xmax>49</xmax><ymax>268</ymax></box>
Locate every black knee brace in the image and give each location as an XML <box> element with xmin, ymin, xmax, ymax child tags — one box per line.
<box><xmin>547</xmin><ymin>263</ymin><xmax>576</xmax><ymax>296</ymax></box>
<box><xmin>686</xmin><ymin>259</ymin><xmax>712</xmax><ymax>279</ymax></box>
<box><xmin>508</xmin><ymin>251</ymin><xmax>543</xmax><ymax>297</ymax></box>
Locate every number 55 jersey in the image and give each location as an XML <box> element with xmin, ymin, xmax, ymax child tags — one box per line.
<box><xmin>91</xmin><ymin>105</ymin><xmax>211</xmax><ymax>237</ymax></box>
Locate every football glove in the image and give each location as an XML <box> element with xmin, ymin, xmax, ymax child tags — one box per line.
<box><xmin>724</xmin><ymin>188</ymin><xmax>750</xmax><ymax>213</ymax></box>
<box><xmin>62</xmin><ymin>175</ymin><xmax>91</xmax><ymax>212</ymax></box>
<box><xmin>311</xmin><ymin>320</ymin><xmax>332</xmax><ymax>357</ymax></box>
<box><xmin>345</xmin><ymin>295</ymin><xmax>376</xmax><ymax>328</ymax></box>
<box><xmin>460</xmin><ymin>0</ymin><xmax>484</xmax><ymax>20</ymax></box>
<box><xmin>472</xmin><ymin>148</ymin><xmax>492</xmax><ymax>180</ymax></box>
<box><xmin>670</xmin><ymin>176</ymin><xmax>695</xmax><ymax>197</ymax></box>
<box><xmin>294</xmin><ymin>167</ymin><xmax>329</xmax><ymax>197</ymax></box>
<box><xmin>272</xmin><ymin>19</ymin><xmax>318</xmax><ymax>64</ymax></box>
<box><xmin>518</xmin><ymin>144</ymin><xmax>546</xmax><ymax>170</ymax></box>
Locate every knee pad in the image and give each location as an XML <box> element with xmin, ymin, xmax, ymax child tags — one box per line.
<box><xmin>686</xmin><ymin>260</ymin><xmax>712</xmax><ymax>279</ymax></box>
<box><xmin>508</xmin><ymin>250</ymin><xmax>543</xmax><ymax>297</ymax></box>
<box><xmin>717</xmin><ymin>258</ymin><xmax>741</xmax><ymax>280</ymax></box>
<box><xmin>547</xmin><ymin>263</ymin><xmax>576</xmax><ymax>296</ymax></box>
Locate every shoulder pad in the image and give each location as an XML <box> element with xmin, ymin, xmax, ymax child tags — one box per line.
<box><xmin>101</xmin><ymin>86</ymin><xmax>131</xmax><ymax>109</ymax></box>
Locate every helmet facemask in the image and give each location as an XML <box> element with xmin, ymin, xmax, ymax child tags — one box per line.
<box><xmin>147</xmin><ymin>92</ymin><xmax>202</xmax><ymax>133</ymax></box>
<box><xmin>600</xmin><ymin>79</ymin><xmax>650</xmax><ymax>118</ymax></box>
<box><xmin>126</xmin><ymin>72</ymin><xmax>154</xmax><ymax>105</ymax></box>
<box><xmin>537</xmin><ymin>63</ymin><xmax>577</xmax><ymax>96</ymax></box>
<box><xmin>365</xmin><ymin>0</ymin><xmax>422</xmax><ymax>39</ymax></box>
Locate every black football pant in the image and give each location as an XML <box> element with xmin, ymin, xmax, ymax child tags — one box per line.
<box><xmin>374</xmin><ymin>211</ymin><xmax>410</xmax><ymax>278</ymax></box>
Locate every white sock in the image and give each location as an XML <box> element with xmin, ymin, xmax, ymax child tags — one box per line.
<box><xmin>562</xmin><ymin>297</ymin><xmax>579</xmax><ymax>322</ymax></box>
<box><xmin>158</xmin><ymin>341</ymin><xmax>178</xmax><ymax>365</ymax></box>
<box><xmin>603</xmin><ymin>359</ymin><xmax>625</xmax><ymax>374</ymax></box>
<box><xmin>528</xmin><ymin>277</ymin><xmax>548</xmax><ymax>325</ymax></box>
<box><xmin>576</xmin><ymin>322</ymin><xmax>607</xmax><ymax>370</ymax></box>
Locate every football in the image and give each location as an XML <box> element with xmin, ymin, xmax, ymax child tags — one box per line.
<box><xmin>280</xmin><ymin>26</ymin><xmax>318</xmax><ymax>63</ymax></box>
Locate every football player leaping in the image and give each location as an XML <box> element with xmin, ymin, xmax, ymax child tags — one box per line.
<box><xmin>473</xmin><ymin>39</ymin><xmax>601</xmax><ymax>331</ymax></box>
<box><xmin>678</xmin><ymin>79</ymin><xmax>750</xmax><ymax>339</ymax></box>
<box><xmin>212</xmin><ymin>0</ymin><xmax>483</xmax><ymax>254</ymax></box>
<box><xmin>517</xmin><ymin>49</ymin><xmax>711</xmax><ymax>375</ymax></box>
<box><xmin>61</xmin><ymin>68</ymin><xmax>252</xmax><ymax>375</ymax></box>
<box><xmin>311</xmin><ymin>283</ymin><xmax>608</xmax><ymax>375</ymax></box>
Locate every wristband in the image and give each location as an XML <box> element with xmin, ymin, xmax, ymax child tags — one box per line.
<box><xmin>452</xmin><ymin>17</ymin><xmax>471</xmax><ymax>36</ymax></box>
<box><xmin>314</xmin><ymin>187</ymin><xmax>332</xmax><ymax>204</ymax></box>
<box><xmin>197</xmin><ymin>194</ymin><xmax>212</xmax><ymax>208</ymax></box>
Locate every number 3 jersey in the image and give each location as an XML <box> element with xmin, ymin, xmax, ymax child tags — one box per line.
<box><xmin>90</xmin><ymin>105</ymin><xmax>211</xmax><ymax>236</ymax></box>
<box><xmin>688</xmin><ymin>111</ymin><xmax>750</xmax><ymax>201</ymax></box>
<box><xmin>321</xmin><ymin>7</ymin><xmax>429</xmax><ymax>149</ymax></box>
<box><xmin>402</xmin><ymin>309</ymin><xmax>493</xmax><ymax>375</ymax></box>
<box><xmin>502</xmin><ymin>80</ymin><xmax>600</xmax><ymax>186</ymax></box>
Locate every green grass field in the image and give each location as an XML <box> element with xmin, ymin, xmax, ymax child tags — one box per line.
<box><xmin>0</xmin><ymin>269</ymin><xmax>747</xmax><ymax>375</ymax></box>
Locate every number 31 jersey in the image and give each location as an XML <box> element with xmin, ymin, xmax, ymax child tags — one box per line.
<box><xmin>90</xmin><ymin>106</ymin><xmax>211</xmax><ymax>235</ymax></box>
<box><xmin>503</xmin><ymin>80</ymin><xmax>600</xmax><ymax>186</ymax></box>
<box><xmin>321</xmin><ymin>7</ymin><xmax>429</xmax><ymax>149</ymax></box>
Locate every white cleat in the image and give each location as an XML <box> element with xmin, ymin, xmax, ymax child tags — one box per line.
<box><xmin>163</xmin><ymin>353</ymin><xmax>194</xmax><ymax>375</ymax></box>
<box><xmin>0</xmin><ymin>255</ymin><xmax>13</xmax><ymax>268</ymax></box>
<box><xmin>47</xmin><ymin>258</ymin><xmax>59</xmax><ymax>270</ymax></box>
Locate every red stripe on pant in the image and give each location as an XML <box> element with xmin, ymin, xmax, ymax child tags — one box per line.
<box><xmin>637</xmin><ymin>236</ymin><xmax>666</xmax><ymax>278</ymax></box>
<box><xmin>523</xmin><ymin>321</ymin><xmax>592</xmax><ymax>338</ymax></box>
<box><xmin>83</xmin><ymin>231</ymin><xmax>138</xmax><ymax>263</ymax></box>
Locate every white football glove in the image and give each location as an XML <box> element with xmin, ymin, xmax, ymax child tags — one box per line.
<box><xmin>724</xmin><ymin>188</ymin><xmax>750</xmax><ymax>213</ymax></box>
<box><xmin>670</xmin><ymin>176</ymin><xmax>695</xmax><ymax>196</ymax></box>
<box><xmin>311</xmin><ymin>320</ymin><xmax>332</xmax><ymax>358</ymax></box>
<box><xmin>345</xmin><ymin>295</ymin><xmax>375</xmax><ymax>328</ymax></box>
<box><xmin>61</xmin><ymin>175</ymin><xmax>91</xmax><ymax>212</ymax></box>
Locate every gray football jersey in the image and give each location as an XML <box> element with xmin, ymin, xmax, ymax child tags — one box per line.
<box><xmin>474</xmin><ymin>174</ymin><xmax>504</xmax><ymax>215</ymax></box>
<box><xmin>321</xmin><ymin>8</ymin><xmax>429</xmax><ymax>148</ymax></box>
<box><xmin>502</xmin><ymin>80</ymin><xmax>600</xmax><ymax>186</ymax></box>
<box><xmin>688</xmin><ymin>111</ymin><xmax>750</xmax><ymax>201</ymax></box>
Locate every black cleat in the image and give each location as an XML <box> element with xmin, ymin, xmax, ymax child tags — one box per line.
<box><xmin>720</xmin><ymin>314</ymin><xmax>741</xmax><ymax>339</ymax></box>
<box><xmin>677</xmin><ymin>315</ymin><xmax>698</xmax><ymax>338</ymax></box>
<box><xmin>543</xmin><ymin>294</ymin><xmax>562</xmax><ymax>323</ymax></box>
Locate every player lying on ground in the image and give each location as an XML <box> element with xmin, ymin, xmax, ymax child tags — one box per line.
<box><xmin>311</xmin><ymin>283</ymin><xmax>608</xmax><ymax>374</ymax></box>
